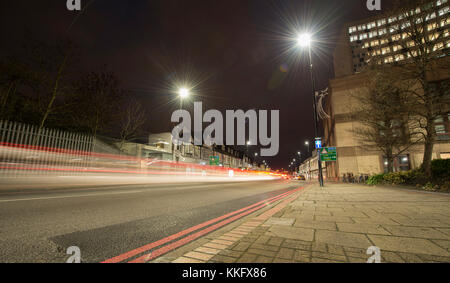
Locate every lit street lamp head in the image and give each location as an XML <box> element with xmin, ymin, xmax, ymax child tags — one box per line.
<box><xmin>297</xmin><ymin>33</ymin><xmax>312</xmax><ymax>47</ymax></box>
<box><xmin>178</xmin><ymin>88</ymin><xmax>190</xmax><ymax>99</ymax></box>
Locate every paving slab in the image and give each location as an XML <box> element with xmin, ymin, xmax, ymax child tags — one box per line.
<box><xmin>264</xmin><ymin>217</ymin><xmax>295</xmax><ymax>226</ymax></box>
<box><xmin>265</xmin><ymin>225</ymin><xmax>315</xmax><ymax>242</ymax></box>
<box><xmin>368</xmin><ymin>235</ymin><xmax>450</xmax><ymax>256</ymax></box>
<box><xmin>337</xmin><ymin>223</ymin><xmax>391</xmax><ymax>235</ymax></box>
<box><xmin>315</xmin><ymin>230</ymin><xmax>372</xmax><ymax>248</ymax></box>
<box><xmin>383</xmin><ymin>226</ymin><xmax>450</xmax><ymax>240</ymax></box>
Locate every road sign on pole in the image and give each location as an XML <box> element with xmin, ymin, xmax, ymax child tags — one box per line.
<box><xmin>315</xmin><ymin>138</ymin><xmax>322</xmax><ymax>149</ymax></box>
<box><xmin>209</xmin><ymin>156</ymin><xmax>220</xmax><ymax>166</ymax></box>
<box><xmin>319</xmin><ymin>147</ymin><xmax>337</xmax><ymax>162</ymax></box>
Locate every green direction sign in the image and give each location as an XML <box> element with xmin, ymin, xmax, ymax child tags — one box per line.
<box><xmin>319</xmin><ymin>147</ymin><xmax>337</xmax><ymax>162</ymax></box>
<box><xmin>209</xmin><ymin>156</ymin><xmax>220</xmax><ymax>166</ymax></box>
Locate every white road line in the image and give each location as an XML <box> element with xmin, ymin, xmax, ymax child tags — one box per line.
<box><xmin>0</xmin><ymin>190</ymin><xmax>144</xmax><ymax>203</ymax></box>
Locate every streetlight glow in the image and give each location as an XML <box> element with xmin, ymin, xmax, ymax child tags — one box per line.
<box><xmin>297</xmin><ymin>33</ymin><xmax>312</xmax><ymax>47</ymax></box>
<box><xmin>178</xmin><ymin>88</ymin><xmax>190</xmax><ymax>99</ymax></box>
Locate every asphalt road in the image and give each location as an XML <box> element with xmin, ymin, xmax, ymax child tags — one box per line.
<box><xmin>0</xmin><ymin>178</ymin><xmax>301</xmax><ymax>263</ymax></box>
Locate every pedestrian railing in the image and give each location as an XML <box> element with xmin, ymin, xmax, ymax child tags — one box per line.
<box><xmin>0</xmin><ymin>120</ymin><xmax>278</xmax><ymax>179</ymax></box>
<box><xmin>0</xmin><ymin>120</ymin><xmax>95</xmax><ymax>176</ymax></box>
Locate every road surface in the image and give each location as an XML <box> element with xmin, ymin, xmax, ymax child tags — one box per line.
<box><xmin>0</xmin><ymin>178</ymin><xmax>301</xmax><ymax>262</ymax></box>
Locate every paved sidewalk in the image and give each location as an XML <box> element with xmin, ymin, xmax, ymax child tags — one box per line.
<box><xmin>158</xmin><ymin>183</ymin><xmax>450</xmax><ymax>263</ymax></box>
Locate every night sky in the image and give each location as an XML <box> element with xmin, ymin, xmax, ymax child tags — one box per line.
<box><xmin>0</xmin><ymin>0</ymin><xmax>390</xmax><ymax>169</ymax></box>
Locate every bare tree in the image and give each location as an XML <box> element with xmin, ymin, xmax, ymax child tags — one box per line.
<box><xmin>117</xmin><ymin>98</ymin><xmax>147</xmax><ymax>149</ymax></box>
<box><xmin>0</xmin><ymin>58</ymin><xmax>28</xmax><ymax>120</ymax></box>
<box><xmin>366</xmin><ymin>0</ymin><xmax>450</xmax><ymax>177</ymax></box>
<box><xmin>351</xmin><ymin>67</ymin><xmax>422</xmax><ymax>173</ymax></box>
<box><xmin>19</xmin><ymin>34</ymin><xmax>77</xmax><ymax>131</ymax></box>
<box><xmin>72</xmin><ymin>70</ymin><xmax>123</xmax><ymax>137</ymax></box>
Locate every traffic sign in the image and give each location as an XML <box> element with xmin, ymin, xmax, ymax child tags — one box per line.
<box><xmin>315</xmin><ymin>139</ymin><xmax>322</xmax><ymax>149</ymax></box>
<box><xmin>319</xmin><ymin>147</ymin><xmax>337</xmax><ymax>162</ymax></box>
<box><xmin>209</xmin><ymin>156</ymin><xmax>220</xmax><ymax>166</ymax></box>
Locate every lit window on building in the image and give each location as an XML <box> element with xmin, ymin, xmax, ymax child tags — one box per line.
<box><xmin>429</xmin><ymin>32</ymin><xmax>440</xmax><ymax>40</ymax></box>
<box><xmin>358</xmin><ymin>24</ymin><xmax>367</xmax><ymax>31</ymax></box>
<box><xmin>389</xmin><ymin>25</ymin><xmax>399</xmax><ymax>33</ymax></box>
<box><xmin>433</xmin><ymin>42</ymin><xmax>444</xmax><ymax>51</ymax></box>
<box><xmin>395</xmin><ymin>54</ymin><xmax>405</xmax><ymax>61</ymax></box>
<box><xmin>383</xmin><ymin>155</ymin><xmax>411</xmax><ymax>173</ymax></box>
<box><xmin>392</xmin><ymin>34</ymin><xmax>401</xmax><ymax>41</ymax></box>
<box><xmin>428</xmin><ymin>22</ymin><xmax>438</xmax><ymax>30</ymax></box>
<box><xmin>388</xmin><ymin>16</ymin><xmax>397</xmax><ymax>23</ymax></box>
<box><xmin>393</xmin><ymin>45</ymin><xmax>403</xmax><ymax>51</ymax></box>
<box><xmin>401</xmin><ymin>22</ymin><xmax>411</xmax><ymax>29</ymax></box>
<box><xmin>378</xmin><ymin>19</ymin><xmax>386</xmax><ymax>26</ymax></box>
<box><xmin>435</xmin><ymin>113</ymin><xmax>450</xmax><ymax>140</ymax></box>
<box><xmin>369</xmin><ymin>31</ymin><xmax>378</xmax><ymax>38</ymax></box>
<box><xmin>426</xmin><ymin>12</ymin><xmax>436</xmax><ymax>21</ymax></box>
<box><xmin>439</xmin><ymin>6</ymin><xmax>449</xmax><ymax>16</ymax></box>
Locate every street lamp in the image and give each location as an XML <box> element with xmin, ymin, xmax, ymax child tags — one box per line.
<box><xmin>178</xmin><ymin>87</ymin><xmax>190</xmax><ymax>109</ymax></box>
<box><xmin>297</xmin><ymin>32</ymin><xmax>324</xmax><ymax>187</ymax></box>
<box><xmin>305</xmin><ymin>141</ymin><xmax>310</xmax><ymax>155</ymax></box>
<box><xmin>296</xmin><ymin>33</ymin><xmax>312</xmax><ymax>47</ymax></box>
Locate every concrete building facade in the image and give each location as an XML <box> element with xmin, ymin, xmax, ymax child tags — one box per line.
<box><xmin>320</xmin><ymin>0</ymin><xmax>450</xmax><ymax>180</ymax></box>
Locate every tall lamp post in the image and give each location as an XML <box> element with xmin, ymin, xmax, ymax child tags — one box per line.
<box><xmin>297</xmin><ymin>33</ymin><xmax>324</xmax><ymax>187</ymax></box>
<box><xmin>304</xmin><ymin>141</ymin><xmax>310</xmax><ymax>156</ymax></box>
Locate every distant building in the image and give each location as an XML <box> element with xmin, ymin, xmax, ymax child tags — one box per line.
<box><xmin>298</xmin><ymin>154</ymin><xmax>327</xmax><ymax>181</ymax></box>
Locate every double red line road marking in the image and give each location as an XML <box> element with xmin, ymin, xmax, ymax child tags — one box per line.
<box><xmin>102</xmin><ymin>186</ymin><xmax>304</xmax><ymax>263</ymax></box>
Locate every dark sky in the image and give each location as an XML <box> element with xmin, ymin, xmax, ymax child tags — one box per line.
<box><xmin>0</xmin><ymin>0</ymin><xmax>390</xmax><ymax>169</ymax></box>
